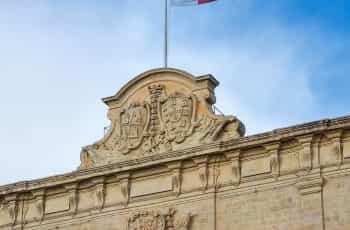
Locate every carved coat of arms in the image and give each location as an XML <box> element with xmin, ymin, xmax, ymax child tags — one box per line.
<box><xmin>116</xmin><ymin>103</ymin><xmax>150</xmax><ymax>154</ymax></box>
<box><xmin>79</xmin><ymin>73</ymin><xmax>246</xmax><ymax>169</ymax></box>
<box><xmin>127</xmin><ymin>209</ymin><xmax>192</xmax><ymax>230</ymax></box>
<box><xmin>128</xmin><ymin>211</ymin><xmax>166</xmax><ymax>230</ymax></box>
<box><xmin>115</xmin><ymin>88</ymin><xmax>200</xmax><ymax>155</ymax></box>
<box><xmin>159</xmin><ymin>93</ymin><xmax>198</xmax><ymax>143</ymax></box>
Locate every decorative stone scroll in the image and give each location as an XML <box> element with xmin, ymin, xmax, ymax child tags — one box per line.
<box><xmin>31</xmin><ymin>189</ymin><xmax>46</xmax><ymax>222</ymax></box>
<box><xmin>1</xmin><ymin>194</ymin><xmax>18</xmax><ymax>226</ymax></box>
<box><xmin>263</xmin><ymin>142</ymin><xmax>280</xmax><ymax>180</ymax></box>
<box><xmin>167</xmin><ymin>162</ymin><xmax>183</xmax><ymax>196</ymax></box>
<box><xmin>127</xmin><ymin>208</ymin><xmax>192</xmax><ymax>230</ymax></box>
<box><xmin>80</xmin><ymin>68</ymin><xmax>245</xmax><ymax>169</ymax></box>
<box><xmin>64</xmin><ymin>183</ymin><xmax>79</xmax><ymax>215</ymax></box>
<box><xmin>91</xmin><ymin>177</ymin><xmax>105</xmax><ymax>211</ymax></box>
<box><xmin>118</xmin><ymin>172</ymin><xmax>131</xmax><ymax>206</ymax></box>
<box><xmin>193</xmin><ymin>157</ymin><xmax>209</xmax><ymax>191</ymax></box>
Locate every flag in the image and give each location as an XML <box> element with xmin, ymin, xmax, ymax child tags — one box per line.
<box><xmin>171</xmin><ymin>0</ymin><xmax>217</xmax><ymax>6</ymax></box>
<box><xmin>164</xmin><ymin>0</ymin><xmax>217</xmax><ymax>67</ymax></box>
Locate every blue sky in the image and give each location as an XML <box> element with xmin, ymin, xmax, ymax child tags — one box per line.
<box><xmin>0</xmin><ymin>0</ymin><xmax>349</xmax><ymax>185</ymax></box>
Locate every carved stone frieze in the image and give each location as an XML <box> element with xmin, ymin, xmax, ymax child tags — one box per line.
<box><xmin>127</xmin><ymin>208</ymin><xmax>192</xmax><ymax>230</ymax></box>
<box><xmin>80</xmin><ymin>69</ymin><xmax>245</xmax><ymax>169</ymax></box>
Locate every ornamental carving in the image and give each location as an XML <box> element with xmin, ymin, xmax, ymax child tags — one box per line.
<box><xmin>0</xmin><ymin>199</ymin><xmax>18</xmax><ymax>226</ymax></box>
<box><xmin>127</xmin><ymin>209</ymin><xmax>192</xmax><ymax>230</ymax></box>
<box><xmin>128</xmin><ymin>211</ymin><xmax>165</xmax><ymax>230</ymax></box>
<box><xmin>116</xmin><ymin>103</ymin><xmax>150</xmax><ymax>154</ymax></box>
<box><xmin>159</xmin><ymin>92</ymin><xmax>198</xmax><ymax>144</ymax></box>
<box><xmin>80</xmin><ymin>68</ymin><xmax>245</xmax><ymax>169</ymax></box>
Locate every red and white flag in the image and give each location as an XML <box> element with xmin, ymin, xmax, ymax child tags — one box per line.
<box><xmin>171</xmin><ymin>0</ymin><xmax>217</xmax><ymax>6</ymax></box>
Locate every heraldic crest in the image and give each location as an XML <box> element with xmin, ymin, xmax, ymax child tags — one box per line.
<box><xmin>127</xmin><ymin>209</ymin><xmax>192</xmax><ymax>230</ymax></box>
<box><xmin>117</xmin><ymin>102</ymin><xmax>150</xmax><ymax>154</ymax></box>
<box><xmin>80</xmin><ymin>68</ymin><xmax>245</xmax><ymax>169</ymax></box>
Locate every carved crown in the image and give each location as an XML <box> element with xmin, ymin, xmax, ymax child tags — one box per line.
<box><xmin>80</xmin><ymin>68</ymin><xmax>245</xmax><ymax>169</ymax></box>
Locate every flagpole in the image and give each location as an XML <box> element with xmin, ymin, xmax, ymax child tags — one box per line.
<box><xmin>164</xmin><ymin>0</ymin><xmax>168</xmax><ymax>68</ymax></box>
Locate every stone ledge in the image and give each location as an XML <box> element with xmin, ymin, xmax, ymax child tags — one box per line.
<box><xmin>1</xmin><ymin>115</ymin><xmax>350</xmax><ymax>195</ymax></box>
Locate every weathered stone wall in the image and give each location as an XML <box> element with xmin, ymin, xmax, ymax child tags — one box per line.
<box><xmin>217</xmin><ymin>186</ymin><xmax>302</xmax><ymax>230</ymax></box>
<box><xmin>323</xmin><ymin>175</ymin><xmax>350</xmax><ymax>229</ymax></box>
<box><xmin>1</xmin><ymin>117</ymin><xmax>350</xmax><ymax>229</ymax></box>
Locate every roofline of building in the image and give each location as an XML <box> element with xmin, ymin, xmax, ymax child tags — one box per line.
<box><xmin>1</xmin><ymin>114</ymin><xmax>350</xmax><ymax>195</ymax></box>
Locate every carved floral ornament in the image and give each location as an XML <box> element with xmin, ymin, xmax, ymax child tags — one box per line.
<box><xmin>80</xmin><ymin>68</ymin><xmax>245</xmax><ymax>169</ymax></box>
<box><xmin>127</xmin><ymin>209</ymin><xmax>192</xmax><ymax>230</ymax></box>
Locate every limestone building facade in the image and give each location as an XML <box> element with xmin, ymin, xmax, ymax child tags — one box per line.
<box><xmin>1</xmin><ymin>68</ymin><xmax>350</xmax><ymax>229</ymax></box>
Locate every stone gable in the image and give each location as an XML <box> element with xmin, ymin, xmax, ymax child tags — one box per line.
<box><xmin>80</xmin><ymin>68</ymin><xmax>245</xmax><ymax>169</ymax></box>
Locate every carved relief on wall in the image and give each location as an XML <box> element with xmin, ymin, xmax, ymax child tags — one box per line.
<box><xmin>116</xmin><ymin>103</ymin><xmax>150</xmax><ymax>154</ymax></box>
<box><xmin>127</xmin><ymin>209</ymin><xmax>192</xmax><ymax>230</ymax></box>
<box><xmin>0</xmin><ymin>197</ymin><xmax>18</xmax><ymax>226</ymax></box>
<box><xmin>80</xmin><ymin>69</ymin><xmax>245</xmax><ymax>169</ymax></box>
<box><xmin>159</xmin><ymin>92</ymin><xmax>198</xmax><ymax>144</ymax></box>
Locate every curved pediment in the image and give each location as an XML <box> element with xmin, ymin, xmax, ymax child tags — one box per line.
<box><xmin>102</xmin><ymin>68</ymin><xmax>219</xmax><ymax>107</ymax></box>
<box><xmin>80</xmin><ymin>68</ymin><xmax>245</xmax><ymax>169</ymax></box>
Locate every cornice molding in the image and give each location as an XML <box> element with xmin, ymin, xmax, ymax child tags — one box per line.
<box><xmin>1</xmin><ymin>115</ymin><xmax>350</xmax><ymax>195</ymax></box>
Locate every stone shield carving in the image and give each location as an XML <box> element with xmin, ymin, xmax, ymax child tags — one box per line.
<box><xmin>79</xmin><ymin>69</ymin><xmax>246</xmax><ymax>169</ymax></box>
<box><xmin>116</xmin><ymin>103</ymin><xmax>150</xmax><ymax>154</ymax></box>
<box><xmin>127</xmin><ymin>211</ymin><xmax>166</xmax><ymax>230</ymax></box>
<box><xmin>127</xmin><ymin>209</ymin><xmax>192</xmax><ymax>230</ymax></box>
<box><xmin>159</xmin><ymin>93</ymin><xmax>198</xmax><ymax>144</ymax></box>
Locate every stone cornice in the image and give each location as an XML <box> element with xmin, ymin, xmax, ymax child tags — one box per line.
<box><xmin>1</xmin><ymin>115</ymin><xmax>350</xmax><ymax>195</ymax></box>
